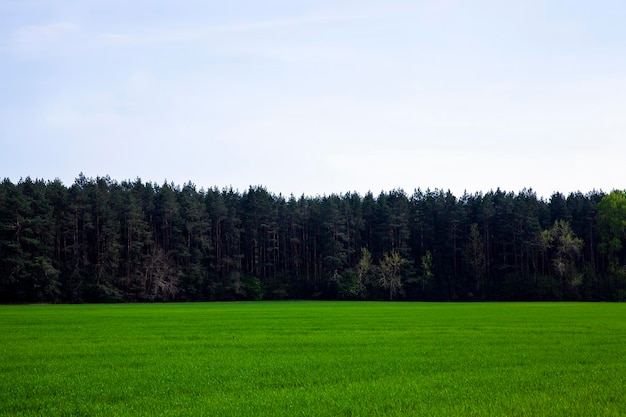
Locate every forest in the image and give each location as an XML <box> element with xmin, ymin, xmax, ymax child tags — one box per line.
<box><xmin>1</xmin><ymin>175</ymin><xmax>625</xmax><ymax>303</ymax></box>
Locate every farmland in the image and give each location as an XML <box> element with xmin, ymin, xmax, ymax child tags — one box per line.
<box><xmin>1</xmin><ymin>302</ymin><xmax>625</xmax><ymax>416</ymax></box>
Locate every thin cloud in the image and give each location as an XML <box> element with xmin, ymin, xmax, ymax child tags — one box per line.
<box><xmin>6</xmin><ymin>22</ymin><xmax>80</xmax><ymax>57</ymax></box>
<box><xmin>11</xmin><ymin>21</ymin><xmax>78</xmax><ymax>44</ymax></box>
<box><xmin>99</xmin><ymin>13</ymin><xmax>372</xmax><ymax>47</ymax></box>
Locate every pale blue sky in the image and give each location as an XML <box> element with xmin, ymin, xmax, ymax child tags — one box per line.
<box><xmin>1</xmin><ymin>1</ymin><xmax>625</xmax><ymax>197</ymax></box>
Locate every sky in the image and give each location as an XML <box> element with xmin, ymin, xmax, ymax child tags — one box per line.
<box><xmin>1</xmin><ymin>0</ymin><xmax>625</xmax><ymax>198</ymax></box>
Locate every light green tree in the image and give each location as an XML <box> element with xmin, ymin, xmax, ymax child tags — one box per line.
<box><xmin>597</xmin><ymin>190</ymin><xmax>626</xmax><ymax>275</ymax></box>
<box><xmin>418</xmin><ymin>250</ymin><xmax>434</xmax><ymax>293</ymax></box>
<box><xmin>543</xmin><ymin>220</ymin><xmax>583</xmax><ymax>295</ymax></box>
<box><xmin>379</xmin><ymin>250</ymin><xmax>406</xmax><ymax>300</ymax></box>
<box><xmin>355</xmin><ymin>247</ymin><xmax>374</xmax><ymax>299</ymax></box>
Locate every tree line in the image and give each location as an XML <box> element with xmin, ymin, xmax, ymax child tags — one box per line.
<box><xmin>1</xmin><ymin>175</ymin><xmax>625</xmax><ymax>303</ymax></box>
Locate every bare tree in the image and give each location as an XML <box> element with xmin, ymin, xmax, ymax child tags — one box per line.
<box><xmin>142</xmin><ymin>247</ymin><xmax>179</xmax><ymax>301</ymax></box>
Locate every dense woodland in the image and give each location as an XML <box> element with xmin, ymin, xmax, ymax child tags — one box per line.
<box><xmin>1</xmin><ymin>175</ymin><xmax>625</xmax><ymax>303</ymax></box>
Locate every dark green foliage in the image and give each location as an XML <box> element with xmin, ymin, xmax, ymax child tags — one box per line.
<box><xmin>240</xmin><ymin>275</ymin><xmax>264</xmax><ymax>300</ymax></box>
<box><xmin>0</xmin><ymin>176</ymin><xmax>624</xmax><ymax>302</ymax></box>
<box><xmin>596</xmin><ymin>190</ymin><xmax>626</xmax><ymax>298</ymax></box>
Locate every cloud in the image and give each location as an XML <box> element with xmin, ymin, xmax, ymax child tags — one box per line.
<box><xmin>99</xmin><ymin>12</ymin><xmax>369</xmax><ymax>47</ymax></box>
<box><xmin>14</xmin><ymin>22</ymin><xmax>79</xmax><ymax>43</ymax></box>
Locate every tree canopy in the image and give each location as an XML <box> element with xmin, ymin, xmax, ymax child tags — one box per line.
<box><xmin>1</xmin><ymin>176</ymin><xmax>625</xmax><ymax>302</ymax></box>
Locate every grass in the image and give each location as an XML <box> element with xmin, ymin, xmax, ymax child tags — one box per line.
<box><xmin>1</xmin><ymin>302</ymin><xmax>625</xmax><ymax>416</ymax></box>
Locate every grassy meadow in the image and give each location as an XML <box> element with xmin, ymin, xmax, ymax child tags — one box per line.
<box><xmin>1</xmin><ymin>302</ymin><xmax>625</xmax><ymax>416</ymax></box>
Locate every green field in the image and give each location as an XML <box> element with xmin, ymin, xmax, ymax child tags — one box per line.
<box><xmin>1</xmin><ymin>302</ymin><xmax>625</xmax><ymax>416</ymax></box>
